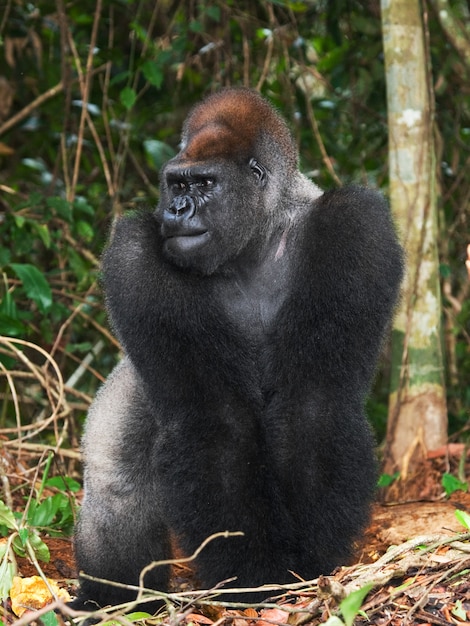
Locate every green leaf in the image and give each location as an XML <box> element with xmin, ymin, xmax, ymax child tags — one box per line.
<box><xmin>74</xmin><ymin>196</ymin><xmax>95</xmax><ymax>216</ymax></box>
<box><xmin>452</xmin><ymin>599</ymin><xmax>467</xmax><ymax>621</ymax></box>
<box><xmin>75</xmin><ymin>220</ymin><xmax>94</xmax><ymax>242</ymax></box>
<box><xmin>120</xmin><ymin>86</ymin><xmax>137</xmax><ymax>110</ymax></box>
<box><xmin>40</xmin><ymin>611</ymin><xmax>60</xmax><ymax>626</ymax></box>
<box><xmin>205</xmin><ymin>6</ymin><xmax>221</xmax><ymax>21</ymax></box>
<box><xmin>28</xmin><ymin>495</ymin><xmax>63</xmax><ymax>528</ymax></box>
<box><xmin>442</xmin><ymin>473</ymin><xmax>468</xmax><ymax>497</ymax></box>
<box><xmin>0</xmin><ymin>289</ymin><xmax>17</xmax><ymax>318</ymax></box>
<box><xmin>0</xmin><ymin>501</ymin><xmax>18</xmax><ymax>530</ymax></box>
<box><xmin>28</xmin><ymin>531</ymin><xmax>50</xmax><ymax>562</ymax></box>
<box><xmin>377</xmin><ymin>472</ymin><xmax>399</xmax><ymax>488</ymax></box>
<box><xmin>455</xmin><ymin>509</ymin><xmax>470</xmax><ymax>530</ymax></box>
<box><xmin>46</xmin><ymin>197</ymin><xmax>73</xmax><ymax>221</ymax></box>
<box><xmin>109</xmin><ymin>70</ymin><xmax>131</xmax><ymax>87</ymax></box>
<box><xmin>340</xmin><ymin>583</ymin><xmax>373</xmax><ymax>626</ymax></box>
<box><xmin>45</xmin><ymin>476</ymin><xmax>81</xmax><ymax>493</ymax></box>
<box><xmin>9</xmin><ymin>263</ymin><xmax>52</xmax><ymax>313</ymax></box>
<box><xmin>12</xmin><ymin>535</ymin><xmax>27</xmax><ymax>557</ymax></box>
<box><xmin>69</xmin><ymin>7</ymin><xmax>93</xmax><ymax>24</ymax></box>
<box><xmin>0</xmin><ymin>557</ymin><xmax>15</xmax><ymax>601</ymax></box>
<box><xmin>18</xmin><ymin>528</ymin><xmax>29</xmax><ymax>545</ymax></box>
<box><xmin>13</xmin><ymin>215</ymin><xmax>25</xmax><ymax>228</ymax></box>
<box><xmin>0</xmin><ymin>313</ymin><xmax>26</xmax><ymax>337</ymax></box>
<box><xmin>256</xmin><ymin>28</ymin><xmax>272</xmax><ymax>41</ymax></box>
<box><xmin>189</xmin><ymin>20</ymin><xmax>203</xmax><ymax>33</ymax></box>
<box><xmin>0</xmin><ymin>245</ymin><xmax>11</xmax><ymax>265</ymax></box>
<box><xmin>130</xmin><ymin>21</ymin><xmax>147</xmax><ymax>42</ymax></box>
<box><xmin>317</xmin><ymin>42</ymin><xmax>350</xmax><ymax>73</ymax></box>
<box><xmin>32</xmin><ymin>222</ymin><xmax>51</xmax><ymax>249</ymax></box>
<box><xmin>141</xmin><ymin>61</ymin><xmax>164</xmax><ymax>88</ymax></box>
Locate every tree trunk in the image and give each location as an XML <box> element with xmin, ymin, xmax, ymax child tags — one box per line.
<box><xmin>381</xmin><ymin>0</ymin><xmax>447</xmax><ymax>478</ymax></box>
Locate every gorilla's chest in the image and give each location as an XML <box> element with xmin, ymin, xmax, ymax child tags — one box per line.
<box><xmin>218</xmin><ymin>250</ymin><xmax>292</xmax><ymax>343</ymax></box>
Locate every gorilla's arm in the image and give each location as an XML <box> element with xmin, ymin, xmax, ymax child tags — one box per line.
<box><xmin>257</xmin><ymin>185</ymin><xmax>403</xmax><ymax>577</ymax></box>
<box><xmin>289</xmin><ymin>185</ymin><xmax>403</xmax><ymax>391</ymax></box>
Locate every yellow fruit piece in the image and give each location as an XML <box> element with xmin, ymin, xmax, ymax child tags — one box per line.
<box><xmin>10</xmin><ymin>575</ymin><xmax>71</xmax><ymax>617</ymax></box>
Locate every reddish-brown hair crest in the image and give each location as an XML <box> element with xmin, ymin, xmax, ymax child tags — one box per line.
<box><xmin>179</xmin><ymin>88</ymin><xmax>298</xmax><ymax>170</ymax></box>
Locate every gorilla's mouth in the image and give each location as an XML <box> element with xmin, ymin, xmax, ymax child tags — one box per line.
<box><xmin>165</xmin><ymin>230</ymin><xmax>210</xmax><ymax>253</ymax></box>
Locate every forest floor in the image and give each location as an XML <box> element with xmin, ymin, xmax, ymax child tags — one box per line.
<box><xmin>2</xmin><ymin>446</ymin><xmax>470</xmax><ymax>626</ymax></box>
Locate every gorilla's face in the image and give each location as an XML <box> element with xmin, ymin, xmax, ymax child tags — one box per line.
<box><xmin>155</xmin><ymin>158</ymin><xmax>267</xmax><ymax>275</ymax></box>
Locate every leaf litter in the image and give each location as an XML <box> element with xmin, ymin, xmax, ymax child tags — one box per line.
<box><xmin>2</xmin><ymin>370</ymin><xmax>470</xmax><ymax>626</ymax></box>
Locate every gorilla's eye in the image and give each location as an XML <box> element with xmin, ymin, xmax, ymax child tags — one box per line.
<box><xmin>170</xmin><ymin>180</ymin><xmax>187</xmax><ymax>193</ymax></box>
<box><xmin>196</xmin><ymin>178</ymin><xmax>215</xmax><ymax>189</ymax></box>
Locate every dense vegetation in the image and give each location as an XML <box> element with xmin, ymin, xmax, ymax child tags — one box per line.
<box><xmin>0</xmin><ymin>0</ymin><xmax>468</xmax><ymax>457</ymax></box>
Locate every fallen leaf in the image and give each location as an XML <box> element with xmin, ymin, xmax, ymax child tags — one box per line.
<box><xmin>10</xmin><ymin>575</ymin><xmax>71</xmax><ymax>617</ymax></box>
<box><xmin>257</xmin><ymin>607</ymin><xmax>290</xmax><ymax>626</ymax></box>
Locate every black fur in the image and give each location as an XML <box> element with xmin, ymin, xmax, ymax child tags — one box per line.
<box><xmin>72</xmin><ymin>89</ymin><xmax>403</xmax><ymax>611</ymax></box>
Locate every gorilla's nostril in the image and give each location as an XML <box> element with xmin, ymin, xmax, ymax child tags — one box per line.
<box><xmin>169</xmin><ymin>195</ymin><xmax>196</xmax><ymax>218</ymax></box>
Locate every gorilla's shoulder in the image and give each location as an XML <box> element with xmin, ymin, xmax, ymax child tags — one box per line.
<box><xmin>301</xmin><ymin>185</ymin><xmax>401</xmax><ymax>279</ymax></box>
<box><xmin>312</xmin><ymin>185</ymin><xmax>388</xmax><ymax>213</ymax></box>
<box><xmin>307</xmin><ymin>185</ymin><xmax>392</xmax><ymax>237</ymax></box>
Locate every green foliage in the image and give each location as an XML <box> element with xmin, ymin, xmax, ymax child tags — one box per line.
<box><xmin>38</xmin><ymin>611</ymin><xmax>60</xmax><ymax>626</ymax></box>
<box><xmin>0</xmin><ymin>460</ymin><xmax>79</xmax><ymax>601</ymax></box>
<box><xmin>318</xmin><ymin>583</ymin><xmax>375</xmax><ymax>625</ymax></box>
<box><xmin>377</xmin><ymin>472</ymin><xmax>400</xmax><ymax>488</ymax></box>
<box><xmin>0</xmin><ymin>462</ymin><xmax>79</xmax><ymax>541</ymax></box>
<box><xmin>442</xmin><ymin>473</ymin><xmax>468</xmax><ymax>497</ymax></box>
<box><xmin>120</xmin><ymin>86</ymin><xmax>137</xmax><ymax>110</ymax></box>
<box><xmin>0</xmin><ymin>541</ymin><xmax>16</xmax><ymax>602</ymax></box>
<box><xmin>339</xmin><ymin>583</ymin><xmax>373</xmax><ymax>626</ymax></box>
<box><xmin>26</xmin><ymin>480</ymin><xmax>79</xmax><ymax>537</ymax></box>
<box><xmin>455</xmin><ymin>509</ymin><xmax>470</xmax><ymax>530</ymax></box>
<box><xmin>9</xmin><ymin>264</ymin><xmax>52</xmax><ymax>314</ymax></box>
<box><xmin>452</xmin><ymin>600</ymin><xmax>467</xmax><ymax>622</ymax></box>
<box><xmin>0</xmin><ymin>498</ymin><xmax>50</xmax><ymax>600</ymax></box>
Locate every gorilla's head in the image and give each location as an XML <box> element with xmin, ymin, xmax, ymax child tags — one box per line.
<box><xmin>154</xmin><ymin>88</ymin><xmax>301</xmax><ymax>276</ymax></box>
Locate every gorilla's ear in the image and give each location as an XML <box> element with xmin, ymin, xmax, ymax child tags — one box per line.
<box><xmin>249</xmin><ymin>158</ymin><xmax>268</xmax><ymax>187</ymax></box>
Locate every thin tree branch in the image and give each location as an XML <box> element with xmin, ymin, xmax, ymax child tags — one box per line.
<box><xmin>0</xmin><ymin>82</ymin><xmax>64</xmax><ymax>137</ymax></box>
